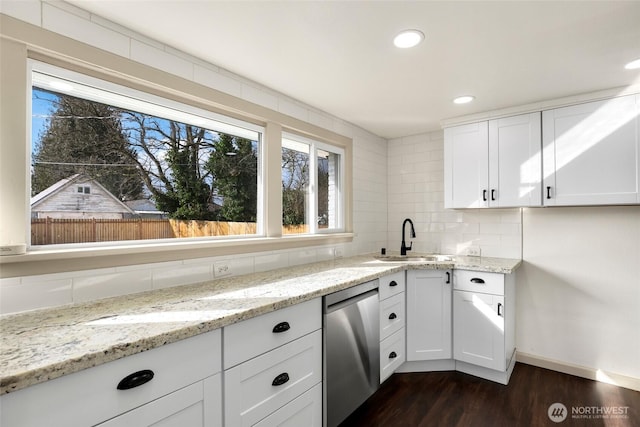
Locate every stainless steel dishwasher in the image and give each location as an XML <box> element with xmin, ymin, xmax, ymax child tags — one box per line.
<box><xmin>323</xmin><ymin>280</ymin><xmax>380</xmax><ymax>427</ymax></box>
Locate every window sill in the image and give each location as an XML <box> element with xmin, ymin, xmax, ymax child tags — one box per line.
<box><xmin>0</xmin><ymin>233</ymin><xmax>354</xmax><ymax>277</ymax></box>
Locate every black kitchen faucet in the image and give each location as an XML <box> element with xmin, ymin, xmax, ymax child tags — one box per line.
<box><xmin>401</xmin><ymin>218</ymin><xmax>416</xmax><ymax>256</ymax></box>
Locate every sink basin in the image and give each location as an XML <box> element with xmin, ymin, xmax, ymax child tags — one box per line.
<box><xmin>375</xmin><ymin>255</ymin><xmax>454</xmax><ymax>262</ymax></box>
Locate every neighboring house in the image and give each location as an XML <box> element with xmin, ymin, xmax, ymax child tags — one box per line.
<box><xmin>31</xmin><ymin>174</ymin><xmax>137</xmax><ymax>219</ymax></box>
<box><xmin>124</xmin><ymin>199</ymin><xmax>168</xmax><ymax>219</ymax></box>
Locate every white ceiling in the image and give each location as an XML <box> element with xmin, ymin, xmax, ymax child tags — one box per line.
<box><xmin>66</xmin><ymin>1</ymin><xmax>640</xmax><ymax>139</ymax></box>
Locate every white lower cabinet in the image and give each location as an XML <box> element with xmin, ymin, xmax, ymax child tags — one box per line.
<box><xmin>453</xmin><ymin>270</ymin><xmax>516</xmax><ymax>384</ymax></box>
<box><xmin>406</xmin><ymin>270</ymin><xmax>452</xmax><ymax>361</ymax></box>
<box><xmin>223</xmin><ymin>298</ymin><xmax>322</xmax><ymax>427</ymax></box>
<box><xmin>253</xmin><ymin>383</ymin><xmax>322</xmax><ymax>427</ymax></box>
<box><xmin>97</xmin><ymin>374</ymin><xmax>222</xmax><ymax>427</ymax></box>
<box><xmin>378</xmin><ymin>272</ymin><xmax>406</xmax><ymax>383</ymax></box>
<box><xmin>0</xmin><ymin>330</ymin><xmax>222</xmax><ymax>427</ymax></box>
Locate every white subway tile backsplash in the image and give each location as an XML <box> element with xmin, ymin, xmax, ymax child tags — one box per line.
<box><xmin>254</xmin><ymin>251</ymin><xmax>289</xmax><ymax>273</ymax></box>
<box><xmin>73</xmin><ymin>269</ymin><xmax>152</xmax><ymax>303</ymax></box>
<box><xmin>42</xmin><ymin>3</ymin><xmax>130</xmax><ymax>58</ymax></box>
<box><xmin>0</xmin><ymin>276</ymin><xmax>72</xmax><ymax>314</ymax></box>
<box><xmin>152</xmin><ymin>262</ymin><xmax>212</xmax><ymax>290</ymax></box>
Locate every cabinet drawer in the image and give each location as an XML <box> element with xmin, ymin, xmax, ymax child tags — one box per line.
<box><xmin>453</xmin><ymin>270</ymin><xmax>504</xmax><ymax>295</ymax></box>
<box><xmin>0</xmin><ymin>330</ymin><xmax>221</xmax><ymax>427</ymax></box>
<box><xmin>97</xmin><ymin>374</ymin><xmax>221</xmax><ymax>427</ymax></box>
<box><xmin>380</xmin><ymin>292</ymin><xmax>405</xmax><ymax>340</ymax></box>
<box><xmin>224</xmin><ymin>330</ymin><xmax>322</xmax><ymax>427</ymax></box>
<box><xmin>224</xmin><ymin>298</ymin><xmax>321</xmax><ymax>369</ymax></box>
<box><xmin>378</xmin><ymin>271</ymin><xmax>405</xmax><ymax>300</ymax></box>
<box><xmin>253</xmin><ymin>383</ymin><xmax>322</xmax><ymax>427</ymax></box>
<box><xmin>380</xmin><ymin>328</ymin><xmax>405</xmax><ymax>383</ymax></box>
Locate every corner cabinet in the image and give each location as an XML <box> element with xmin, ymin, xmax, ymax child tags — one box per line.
<box><xmin>444</xmin><ymin>112</ymin><xmax>542</xmax><ymax>209</ymax></box>
<box><xmin>406</xmin><ymin>270</ymin><xmax>452</xmax><ymax>361</ymax></box>
<box><xmin>542</xmin><ymin>94</ymin><xmax>640</xmax><ymax>206</ymax></box>
<box><xmin>453</xmin><ymin>270</ymin><xmax>516</xmax><ymax>385</ymax></box>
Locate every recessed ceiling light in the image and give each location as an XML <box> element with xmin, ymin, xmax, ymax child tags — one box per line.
<box><xmin>393</xmin><ymin>30</ymin><xmax>424</xmax><ymax>48</ymax></box>
<box><xmin>625</xmin><ymin>58</ymin><xmax>640</xmax><ymax>70</ymax></box>
<box><xmin>453</xmin><ymin>95</ymin><xmax>475</xmax><ymax>104</ymax></box>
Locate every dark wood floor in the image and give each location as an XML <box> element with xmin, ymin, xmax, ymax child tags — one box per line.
<box><xmin>340</xmin><ymin>363</ymin><xmax>640</xmax><ymax>427</ymax></box>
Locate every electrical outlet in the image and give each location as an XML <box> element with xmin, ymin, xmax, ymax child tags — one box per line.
<box><xmin>465</xmin><ymin>246</ymin><xmax>481</xmax><ymax>257</ymax></box>
<box><xmin>214</xmin><ymin>262</ymin><xmax>232</xmax><ymax>278</ymax></box>
<box><xmin>334</xmin><ymin>248</ymin><xmax>343</xmax><ymax>258</ymax></box>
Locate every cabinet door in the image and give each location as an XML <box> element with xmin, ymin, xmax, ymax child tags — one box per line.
<box><xmin>543</xmin><ymin>94</ymin><xmax>640</xmax><ymax>206</ymax></box>
<box><xmin>444</xmin><ymin>122</ymin><xmax>489</xmax><ymax>208</ymax></box>
<box><xmin>406</xmin><ymin>270</ymin><xmax>452</xmax><ymax>361</ymax></box>
<box><xmin>488</xmin><ymin>112</ymin><xmax>542</xmax><ymax>207</ymax></box>
<box><xmin>453</xmin><ymin>290</ymin><xmax>505</xmax><ymax>371</ymax></box>
<box><xmin>97</xmin><ymin>375</ymin><xmax>221</xmax><ymax>427</ymax></box>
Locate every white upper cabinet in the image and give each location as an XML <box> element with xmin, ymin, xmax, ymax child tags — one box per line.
<box><xmin>444</xmin><ymin>112</ymin><xmax>542</xmax><ymax>209</ymax></box>
<box><xmin>444</xmin><ymin>121</ymin><xmax>489</xmax><ymax>208</ymax></box>
<box><xmin>488</xmin><ymin>113</ymin><xmax>542</xmax><ymax>207</ymax></box>
<box><xmin>542</xmin><ymin>94</ymin><xmax>640</xmax><ymax>206</ymax></box>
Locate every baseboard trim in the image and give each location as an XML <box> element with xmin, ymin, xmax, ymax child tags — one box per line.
<box><xmin>516</xmin><ymin>351</ymin><xmax>640</xmax><ymax>392</ymax></box>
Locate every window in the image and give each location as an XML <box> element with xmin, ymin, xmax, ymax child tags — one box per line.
<box><xmin>282</xmin><ymin>134</ymin><xmax>344</xmax><ymax>235</ymax></box>
<box><xmin>30</xmin><ymin>62</ymin><xmax>263</xmax><ymax>245</ymax></box>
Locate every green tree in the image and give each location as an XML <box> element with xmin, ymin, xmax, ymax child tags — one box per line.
<box><xmin>32</xmin><ymin>89</ymin><xmax>144</xmax><ymax>200</ymax></box>
<box><xmin>281</xmin><ymin>147</ymin><xmax>309</xmax><ymax>226</ymax></box>
<box><xmin>206</xmin><ymin>134</ymin><xmax>258</xmax><ymax>222</ymax></box>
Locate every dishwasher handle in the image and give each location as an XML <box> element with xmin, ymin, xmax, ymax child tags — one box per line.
<box><xmin>325</xmin><ymin>288</ymin><xmax>378</xmax><ymax>314</ymax></box>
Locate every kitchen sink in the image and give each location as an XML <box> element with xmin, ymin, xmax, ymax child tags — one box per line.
<box><xmin>375</xmin><ymin>254</ymin><xmax>454</xmax><ymax>262</ymax></box>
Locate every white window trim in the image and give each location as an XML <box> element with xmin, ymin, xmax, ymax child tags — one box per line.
<box><xmin>282</xmin><ymin>132</ymin><xmax>346</xmax><ymax>234</ymax></box>
<box><xmin>28</xmin><ymin>60</ymin><xmax>266</xmax><ymax>250</ymax></box>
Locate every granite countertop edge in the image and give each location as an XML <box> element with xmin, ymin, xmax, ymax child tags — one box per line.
<box><xmin>0</xmin><ymin>254</ymin><xmax>521</xmax><ymax>395</ymax></box>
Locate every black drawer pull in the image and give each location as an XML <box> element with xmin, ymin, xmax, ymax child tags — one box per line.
<box><xmin>546</xmin><ymin>186</ymin><xmax>552</xmax><ymax>199</ymax></box>
<box><xmin>491</xmin><ymin>189</ymin><xmax>496</xmax><ymax>201</ymax></box>
<box><xmin>482</xmin><ymin>189</ymin><xmax>487</xmax><ymax>201</ymax></box>
<box><xmin>117</xmin><ymin>369</ymin><xmax>154</xmax><ymax>390</ymax></box>
<box><xmin>446</xmin><ymin>272</ymin><xmax>451</xmax><ymax>284</ymax></box>
<box><xmin>498</xmin><ymin>303</ymin><xmax>503</xmax><ymax>317</ymax></box>
<box><xmin>389</xmin><ymin>280</ymin><xmax>398</xmax><ymax>287</ymax></box>
<box><xmin>272</xmin><ymin>372</ymin><xmax>290</xmax><ymax>386</ymax></box>
<box><xmin>388</xmin><ymin>312</ymin><xmax>397</xmax><ymax>320</ymax></box>
<box><xmin>272</xmin><ymin>321</ymin><xmax>290</xmax><ymax>333</ymax></box>
<box><xmin>470</xmin><ymin>278</ymin><xmax>485</xmax><ymax>284</ymax></box>
<box><xmin>389</xmin><ymin>351</ymin><xmax>397</xmax><ymax>359</ymax></box>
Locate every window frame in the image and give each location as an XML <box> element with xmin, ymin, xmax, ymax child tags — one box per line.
<box><xmin>28</xmin><ymin>60</ymin><xmax>266</xmax><ymax>248</ymax></box>
<box><xmin>281</xmin><ymin>132</ymin><xmax>345</xmax><ymax>235</ymax></box>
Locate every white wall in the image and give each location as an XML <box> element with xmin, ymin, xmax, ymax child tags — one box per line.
<box><xmin>518</xmin><ymin>206</ymin><xmax>640</xmax><ymax>381</ymax></box>
<box><xmin>387</xmin><ymin>130</ymin><xmax>521</xmax><ymax>258</ymax></box>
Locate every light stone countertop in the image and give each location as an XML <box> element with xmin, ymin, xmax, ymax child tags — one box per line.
<box><xmin>0</xmin><ymin>254</ymin><xmax>520</xmax><ymax>395</ymax></box>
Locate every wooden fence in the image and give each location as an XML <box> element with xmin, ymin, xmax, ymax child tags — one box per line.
<box><xmin>31</xmin><ymin>218</ymin><xmax>308</xmax><ymax>245</ymax></box>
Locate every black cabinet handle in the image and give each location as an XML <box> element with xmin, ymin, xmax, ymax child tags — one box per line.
<box><xmin>491</xmin><ymin>189</ymin><xmax>496</xmax><ymax>201</ymax></box>
<box><xmin>446</xmin><ymin>272</ymin><xmax>451</xmax><ymax>284</ymax></box>
<box><xmin>470</xmin><ymin>278</ymin><xmax>485</xmax><ymax>284</ymax></box>
<box><xmin>389</xmin><ymin>280</ymin><xmax>398</xmax><ymax>287</ymax></box>
<box><xmin>272</xmin><ymin>321</ymin><xmax>290</xmax><ymax>333</ymax></box>
<box><xmin>388</xmin><ymin>312</ymin><xmax>397</xmax><ymax>320</ymax></box>
<box><xmin>498</xmin><ymin>303</ymin><xmax>503</xmax><ymax>317</ymax></box>
<box><xmin>272</xmin><ymin>372</ymin><xmax>290</xmax><ymax>386</ymax></box>
<box><xmin>117</xmin><ymin>369</ymin><xmax>154</xmax><ymax>390</ymax></box>
<box><xmin>389</xmin><ymin>351</ymin><xmax>397</xmax><ymax>359</ymax></box>
<box><xmin>546</xmin><ymin>186</ymin><xmax>552</xmax><ymax>199</ymax></box>
<box><xmin>482</xmin><ymin>189</ymin><xmax>487</xmax><ymax>201</ymax></box>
